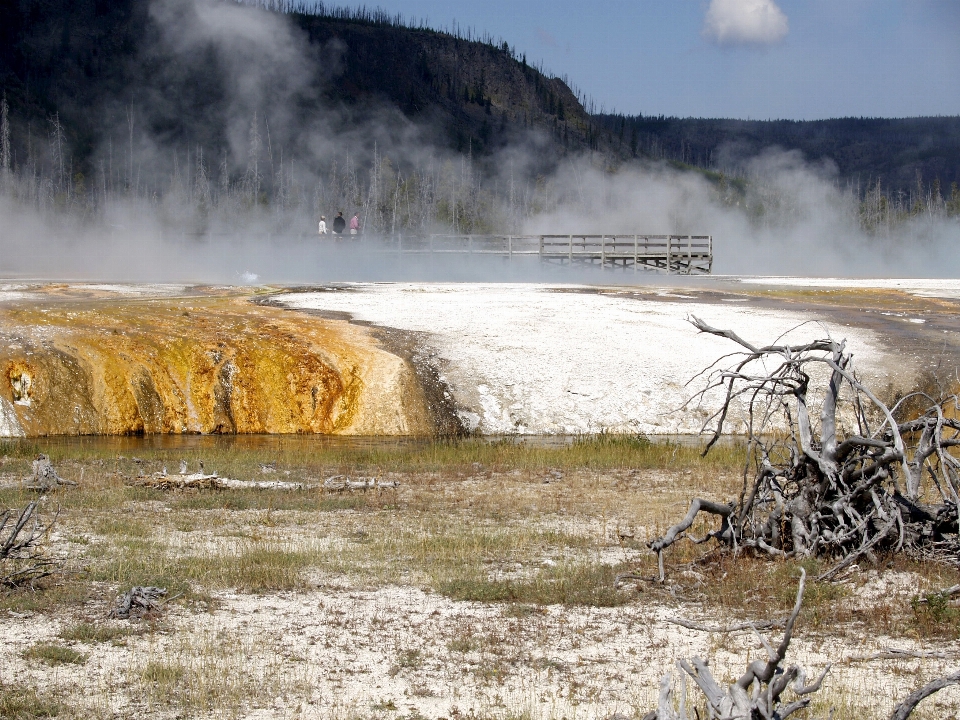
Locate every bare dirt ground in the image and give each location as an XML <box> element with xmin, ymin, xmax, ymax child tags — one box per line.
<box><xmin>1</xmin><ymin>451</ymin><xmax>958</xmax><ymax>720</ymax></box>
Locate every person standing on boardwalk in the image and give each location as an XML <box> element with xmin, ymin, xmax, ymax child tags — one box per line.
<box><xmin>350</xmin><ymin>213</ymin><xmax>360</xmax><ymax>236</ymax></box>
<box><xmin>332</xmin><ymin>211</ymin><xmax>346</xmax><ymax>235</ymax></box>
<box><xmin>318</xmin><ymin>216</ymin><xmax>328</xmax><ymax>235</ymax></box>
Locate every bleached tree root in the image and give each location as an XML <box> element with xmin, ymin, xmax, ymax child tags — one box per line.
<box><xmin>649</xmin><ymin>317</ymin><xmax>959</xmax><ymax>578</ymax></box>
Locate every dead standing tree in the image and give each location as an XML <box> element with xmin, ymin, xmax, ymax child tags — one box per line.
<box><xmin>650</xmin><ymin>317</ymin><xmax>959</xmax><ymax>581</ymax></box>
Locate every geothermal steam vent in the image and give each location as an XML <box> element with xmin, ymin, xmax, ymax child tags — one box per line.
<box><xmin>0</xmin><ymin>290</ymin><xmax>433</xmax><ymax>437</ymax></box>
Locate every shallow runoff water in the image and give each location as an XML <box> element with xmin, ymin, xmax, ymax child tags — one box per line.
<box><xmin>0</xmin><ymin>433</ymin><xmax>721</xmax><ymax>456</ymax></box>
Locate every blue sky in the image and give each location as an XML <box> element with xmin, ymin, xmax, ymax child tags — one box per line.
<box><xmin>343</xmin><ymin>0</ymin><xmax>960</xmax><ymax>120</ymax></box>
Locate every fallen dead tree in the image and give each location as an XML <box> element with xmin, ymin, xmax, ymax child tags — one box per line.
<box><xmin>322</xmin><ymin>475</ymin><xmax>400</xmax><ymax>492</ymax></box>
<box><xmin>126</xmin><ymin>470</ymin><xmax>399</xmax><ymax>492</ymax></box>
<box><xmin>129</xmin><ymin>472</ymin><xmax>224</xmax><ymax>490</ymax></box>
<box><xmin>650</xmin><ymin>317</ymin><xmax>959</xmax><ymax>581</ymax></box>
<box><xmin>0</xmin><ymin>501</ymin><xmax>59</xmax><ymax>587</ymax></box>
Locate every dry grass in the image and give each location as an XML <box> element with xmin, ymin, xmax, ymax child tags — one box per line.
<box><xmin>22</xmin><ymin>642</ymin><xmax>88</xmax><ymax>666</ymax></box>
<box><xmin>1</xmin><ymin>437</ymin><xmax>957</xmax><ymax>719</ymax></box>
<box><xmin>133</xmin><ymin>627</ymin><xmax>309</xmax><ymax>716</ymax></box>
<box><xmin>0</xmin><ymin>684</ymin><xmax>69</xmax><ymax>719</ymax></box>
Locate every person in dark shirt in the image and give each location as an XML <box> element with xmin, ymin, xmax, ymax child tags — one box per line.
<box><xmin>332</xmin><ymin>211</ymin><xmax>346</xmax><ymax>234</ymax></box>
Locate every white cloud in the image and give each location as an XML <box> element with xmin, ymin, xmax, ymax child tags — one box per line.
<box><xmin>703</xmin><ymin>0</ymin><xmax>789</xmax><ymax>46</ymax></box>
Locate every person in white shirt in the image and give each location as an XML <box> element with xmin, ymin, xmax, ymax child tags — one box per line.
<box><xmin>318</xmin><ymin>216</ymin><xmax>328</xmax><ymax>235</ymax></box>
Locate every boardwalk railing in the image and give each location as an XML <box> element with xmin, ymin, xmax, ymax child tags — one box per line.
<box><xmin>385</xmin><ymin>234</ymin><xmax>713</xmax><ymax>274</ymax></box>
<box><xmin>160</xmin><ymin>231</ymin><xmax>713</xmax><ymax>274</ymax></box>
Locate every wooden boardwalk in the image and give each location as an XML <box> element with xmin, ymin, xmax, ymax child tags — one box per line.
<box><xmin>384</xmin><ymin>234</ymin><xmax>713</xmax><ymax>274</ymax></box>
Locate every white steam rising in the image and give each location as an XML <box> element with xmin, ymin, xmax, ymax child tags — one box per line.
<box><xmin>1</xmin><ymin>0</ymin><xmax>957</xmax><ymax>282</ymax></box>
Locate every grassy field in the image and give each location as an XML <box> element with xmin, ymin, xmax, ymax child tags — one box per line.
<box><xmin>1</xmin><ymin>436</ymin><xmax>958</xmax><ymax>719</ymax></box>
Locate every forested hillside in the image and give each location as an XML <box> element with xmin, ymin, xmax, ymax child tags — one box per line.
<box><xmin>0</xmin><ymin>0</ymin><xmax>958</xmax><ymax>238</ymax></box>
<box><xmin>596</xmin><ymin>114</ymin><xmax>960</xmax><ymax>199</ymax></box>
<box><xmin>0</xmin><ymin>0</ymin><xmax>590</xmax><ymax>174</ymax></box>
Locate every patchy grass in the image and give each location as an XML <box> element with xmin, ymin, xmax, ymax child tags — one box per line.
<box><xmin>22</xmin><ymin>643</ymin><xmax>88</xmax><ymax>666</ymax></box>
<box><xmin>0</xmin><ymin>684</ymin><xmax>68</xmax><ymax>719</ymax></box>
<box><xmin>0</xmin><ymin>580</ymin><xmax>91</xmax><ymax>615</ymax></box>
<box><xmin>0</xmin><ymin>433</ymin><xmax>746</xmax><ymax>481</ymax></box>
<box><xmin>88</xmin><ymin>539</ymin><xmax>318</xmax><ymax>594</ymax></box>
<box><xmin>436</xmin><ymin>562</ymin><xmax>631</xmax><ymax>607</ymax></box>
<box><xmin>3</xmin><ymin>436</ymin><xmax>957</xmax><ymax>719</ymax></box>
<box><xmin>912</xmin><ymin>588</ymin><xmax>960</xmax><ymax>640</ymax></box>
<box><xmin>58</xmin><ymin>621</ymin><xmax>142</xmax><ymax>645</ymax></box>
<box><xmin>133</xmin><ymin>628</ymin><xmax>306</xmax><ymax>716</ymax></box>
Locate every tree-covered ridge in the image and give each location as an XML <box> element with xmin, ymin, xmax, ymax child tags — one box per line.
<box><xmin>596</xmin><ymin>114</ymin><xmax>960</xmax><ymax>201</ymax></box>
<box><xmin>0</xmin><ymin>0</ymin><xmax>957</xmax><ymax>239</ymax></box>
<box><xmin>0</xmin><ymin>0</ymin><xmax>589</xmax><ymax>174</ymax></box>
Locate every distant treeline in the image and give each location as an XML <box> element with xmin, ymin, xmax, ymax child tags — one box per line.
<box><xmin>596</xmin><ymin>114</ymin><xmax>960</xmax><ymax>204</ymax></box>
<box><xmin>0</xmin><ymin>0</ymin><xmax>958</xmax><ymax>238</ymax></box>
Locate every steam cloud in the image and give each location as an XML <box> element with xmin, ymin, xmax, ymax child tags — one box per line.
<box><xmin>703</xmin><ymin>0</ymin><xmax>789</xmax><ymax>47</ymax></box>
<box><xmin>1</xmin><ymin>0</ymin><xmax>958</xmax><ymax>282</ymax></box>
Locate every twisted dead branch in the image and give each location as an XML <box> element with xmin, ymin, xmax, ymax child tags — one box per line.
<box><xmin>649</xmin><ymin>317</ymin><xmax>960</xmax><ymax>581</ymax></box>
<box><xmin>887</xmin><ymin>670</ymin><xmax>960</xmax><ymax>720</ymax></box>
<box><xmin>0</xmin><ymin>501</ymin><xmax>59</xmax><ymax>587</ymax></box>
<box><xmin>645</xmin><ymin>570</ymin><xmax>957</xmax><ymax>719</ymax></box>
<box><xmin>643</xmin><ymin>570</ymin><xmax>830</xmax><ymax>720</ymax></box>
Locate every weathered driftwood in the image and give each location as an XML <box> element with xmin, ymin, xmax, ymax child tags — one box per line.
<box><xmin>131</xmin><ymin>472</ymin><xmax>224</xmax><ymax>490</ymax></box>
<box><xmin>0</xmin><ymin>501</ymin><xmax>59</xmax><ymax>587</ymax></box>
<box><xmin>851</xmin><ymin>647</ymin><xmax>958</xmax><ymax>661</ymax></box>
<box><xmin>888</xmin><ymin>670</ymin><xmax>960</xmax><ymax>720</ymax></box>
<box><xmin>645</xmin><ymin>571</ymin><xmax>956</xmax><ymax>719</ymax></box>
<box><xmin>665</xmin><ymin>615</ymin><xmax>787</xmax><ymax>634</ymax></box>
<box><xmin>23</xmin><ymin>454</ymin><xmax>76</xmax><ymax>492</ymax></box>
<box><xmin>322</xmin><ymin>475</ymin><xmax>400</xmax><ymax>492</ymax></box>
<box><xmin>643</xmin><ymin>570</ymin><xmax>830</xmax><ymax>720</ymax></box>
<box><xmin>650</xmin><ymin>318</ymin><xmax>960</xmax><ymax>580</ymax></box>
<box><xmin>111</xmin><ymin>586</ymin><xmax>168</xmax><ymax>619</ymax></box>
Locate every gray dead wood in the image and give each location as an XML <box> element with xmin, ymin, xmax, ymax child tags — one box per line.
<box><xmin>130</xmin><ymin>472</ymin><xmax>223</xmax><ymax>490</ymax></box>
<box><xmin>665</xmin><ymin>616</ymin><xmax>787</xmax><ymax>633</ymax></box>
<box><xmin>23</xmin><ymin>454</ymin><xmax>76</xmax><ymax>492</ymax></box>
<box><xmin>647</xmin><ymin>570</ymin><xmax>831</xmax><ymax>720</ymax></box>
<box><xmin>888</xmin><ymin>670</ymin><xmax>960</xmax><ymax>720</ymax></box>
<box><xmin>649</xmin><ymin>318</ymin><xmax>959</xmax><ymax>579</ymax></box>
<box><xmin>0</xmin><ymin>501</ymin><xmax>59</xmax><ymax>586</ymax></box>
<box><xmin>323</xmin><ymin>475</ymin><xmax>399</xmax><ymax>492</ymax></box>
<box><xmin>851</xmin><ymin>647</ymin><xmax>958</xmax><ymax>661</ymax></box>
<box><xmin>111</xmin><ymin>586</ymin><xmax>168</xmax><ymax>619</ymax></box>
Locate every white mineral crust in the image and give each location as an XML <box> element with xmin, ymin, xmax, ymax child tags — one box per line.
<box><xmin>280</xmin><ymin>283</ymin><xmax>899</xmax><ymax>435</ymax></box>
